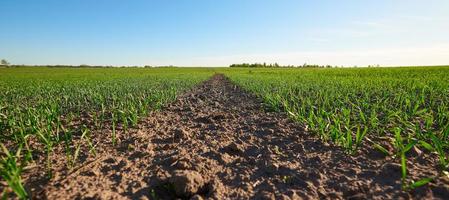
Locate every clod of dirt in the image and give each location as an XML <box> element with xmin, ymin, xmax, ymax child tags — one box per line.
<box><xmin>169</xmin><ymin>170</ymin><xmax>206</xmax><ymax>197</ymax></box>
<box><xmin>379</xmin><ymin>162</ymin><xmax>401</xmax><ymax>175</ymax></box>
<box><xmin>211</xmin><ymin>112</ymin><xmax>226</xmax><ymax>121</ymax></box>
<box><xmin>175</xmin><ymin>160</ymin><xmax>192</xmax><ymax>170</ymax></box>
<box><xmin>255</xmin><ymin>191</ymin><xmax>276</xmax><ymax>200</ymax></box>
<box><xmin>190</xmin><ymin>194</ymin><xmax>204</xmax><ymax>200</ymax></box>
<box><xmin>207</xmin><ymin>179</ymin><xmax>225</xmax><ymax>198</ymax></box>
<box><xmin>219</xmin><ymin>153</ymin><xmax>234</xmax><ymax>164</ymax></box>
<box><xmin>284</xmin><ymin>190</ymin><xmax>302</xmax><ymax>200</ymax></box>
<box><xmin>173</xmin><ymin>128</ymin><xmax>190</xmax><ymax>142</ymax></box>
<box><xmin>263</xmin><ymin>159</ymin><xmax>280</xmax><ymax>174</ymax></box>
<box><xmin>225</xmin><ymin>142</ymin><xmax>244</xmax><ymax>155</ymax></box>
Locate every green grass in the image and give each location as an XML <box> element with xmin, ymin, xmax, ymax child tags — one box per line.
<box><xmin>0</xmin><ymin>67</ymin><xmax>215</xmax><ymax>198</ymax></box>
<box><xmin>0</xmin><ymin>144</ymin><xmax>28</xmax><ymax>199</ymax></box>
<box><xmin>223</xmin><ymin>66</ymin><xmax>449</xmax><ymax>186</ymax></box>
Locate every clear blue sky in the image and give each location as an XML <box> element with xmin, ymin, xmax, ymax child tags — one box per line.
<box><xmin>1</xmin><ymin>0</ymin><xmax>448</xmax><ymax>66</ymax></box>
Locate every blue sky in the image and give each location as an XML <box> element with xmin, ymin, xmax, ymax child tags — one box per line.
<box><xmin>1</xmin><ymin>0</ymin><xmax>449</xmax><ymax>66</ymax></box>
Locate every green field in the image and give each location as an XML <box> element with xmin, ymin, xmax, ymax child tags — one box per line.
<box><xmin>1</xmin><ymin>66</ymin><xmax>448</xmax><ymax>198</ymax></box>
<box><xmin>224</xmin><ymin>67</ymin><xmax>449</xmax><ymax>150</ymax></box>
<box><xmin>0</xmin><ymin>67</ymin><xmax>214</xmax><ymax>198</ymax></box>
<box><xmin>223</xmin><ymin>66</ymin><xmax>449</xmax><ymax>187</ymax></box>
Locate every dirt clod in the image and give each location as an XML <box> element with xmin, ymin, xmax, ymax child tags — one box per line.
<box><xmin>379</xmin><ymin>162</ymin><xmax>402</xmax><ymax>175</ymax></box>
<box><xmin>169</xmin><ymin>170</ymin><xmax>206</xmax><ymax>197</ymax></box>
<box><xmin>225</xmin><ymin>142</ymin><xmax>245</xmax><ymax>155</ymax></box>
<box><xmin>173</xmin><ymin>128</ymin><xmax>190</xmax><ymax>142</ymax></box>
<box><xmin>175</xmin><ymin>160</ymin><xmax>191</xmax><ymax>170</ymax></box>
<box><xmin>255</xmin><ymin>191</ymin><xmax>276</xmax><ymax>200</ymax></box>
<box><xmin>190</xmin><ymin>194</ymin><xmax>204</xmax><ymax>200</ymax></box>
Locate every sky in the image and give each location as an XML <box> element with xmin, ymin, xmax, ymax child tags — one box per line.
<box><xmin>1</xmin><ymin>0</ymin><xmax>449</xmax><ymax>67</ymax></box>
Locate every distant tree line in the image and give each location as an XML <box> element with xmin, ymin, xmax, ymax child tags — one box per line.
<box><xmin>0</xmin><ymin>59</ymin><xmax>183</xmax><ymax>68</ymax></box>
<box><xmin>230</xmin><ymin>62</ymin><xmax>336</xmax><ymax>68</ymax></box>
<box><xmin>0</xmin><ymin>63</ymin><xmax>179</xmax><ymax>68</ymax></box>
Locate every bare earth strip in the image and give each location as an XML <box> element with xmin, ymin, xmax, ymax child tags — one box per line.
<box><xmin>38</xmin><ymin>74</ymin><xmax>447</xmax><ymax>199</ymax></box>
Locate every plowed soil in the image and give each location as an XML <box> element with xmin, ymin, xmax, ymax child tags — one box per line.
<box><xmin>22</xmin><ymin>74</ymin><xmax>449</xmax><ymax>199</ymax></box>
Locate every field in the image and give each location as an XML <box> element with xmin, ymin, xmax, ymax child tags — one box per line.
<box><xmin>0</xmin><ymin>67</ymin><xmax>214</xmax><ymax>198</ymax></box>
<box><xmin>0</xmin><ymin>66</ymin><xmax>448</xmax><ymax>199</ymax></box>
<box><xmin>225</xmin><ymin>67</ymin><xmax>449</xmax><ymax>159</ymax></box>
<box><xmin>224</xmin><ymin>67</ymin><xmax>449</xmax><ymax>186</ymax></box>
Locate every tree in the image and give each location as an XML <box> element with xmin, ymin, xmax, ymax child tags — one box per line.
<box><xmin>0</xmin><ymin>59</ymin><xmax>10</xmax><ymax>66</ymax></box>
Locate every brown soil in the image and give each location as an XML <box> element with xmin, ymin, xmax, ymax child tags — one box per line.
<box><xmin>7</xmin><ymin>74</ymin><xmax>449</xmax><ymax>199</ymax></box>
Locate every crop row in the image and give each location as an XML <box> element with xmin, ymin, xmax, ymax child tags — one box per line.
<box><xmin>0</xmin><ymin>67</ymin><xmax>214</xmax><ymax>198</ymax></box>
<box><xmin>224</xmin><ymin>66</ymin><xmax>449</xmax><ymax>189</ymax></box>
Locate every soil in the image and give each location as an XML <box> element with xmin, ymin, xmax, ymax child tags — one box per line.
<box><xmin>3</xmin><ymin>74</ymin><xmax>449</xmax><ymax>199</ymax></box>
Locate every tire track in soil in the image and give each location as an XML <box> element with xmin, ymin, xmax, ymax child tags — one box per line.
<box><xmin>41</xmin><ymin>74</ymin><xmax>448</xmax><ymax>199</ymax></box>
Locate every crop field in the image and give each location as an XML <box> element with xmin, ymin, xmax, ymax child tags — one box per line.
<box><xmin>0</xmin><ymin>66</ymin><xmax>448</xmax><ymax>199</ymax></box>
<box><xmin>224</xmin><ymin>67</ymin><xmax>449</xmax><ymax>185</ymax></box>
<box><xmin>0</xmin><ymin>67</ymin><xmax>214</xmax><ymax>199</ymax></box>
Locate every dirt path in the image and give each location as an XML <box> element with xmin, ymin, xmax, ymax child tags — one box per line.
<box><xmin>39</xmin><ymin>74</ymin><xmax>447</xmax><ymax>199</ymax></box>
